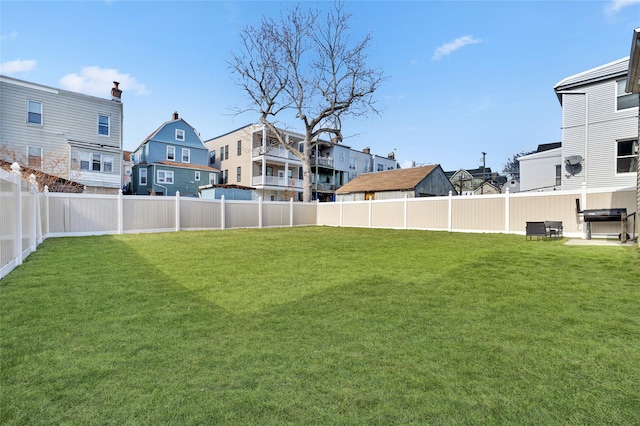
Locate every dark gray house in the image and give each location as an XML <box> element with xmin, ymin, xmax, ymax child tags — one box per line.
<box><xmin>335</xmin><ymin>164</ymin><xmax>456</xmax><ymax>201</ymax></box>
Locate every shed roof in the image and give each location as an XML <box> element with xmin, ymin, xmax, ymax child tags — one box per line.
<box><xmin>336</xmin><ymin>165</ymin><xmax>438</xmax><ymax>194</ymax></box>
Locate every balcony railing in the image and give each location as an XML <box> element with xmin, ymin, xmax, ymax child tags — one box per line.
<box><xmin>313</xmin><ymin>182</ymin><xmax>335</xmax><ymax>191</ymax></box>
<box><xmin>311</xmin><ymin>156</ymin><xmax>334</xmax><ymax>168</ymax></box>
<box><xmin>252</xmin><ymin>176</ymin><xmax>304</xmax><ymax>188</ymax></box>
<box><xmin>252</xmin><ymin>146</ymin><xmax>299</xmax><ymax>161</ymax></box>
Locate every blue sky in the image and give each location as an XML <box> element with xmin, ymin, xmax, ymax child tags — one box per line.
<box><xmin>1</xmin><ymin>1</ymin><xmax>638</xmax><ymax>172</ymax></box>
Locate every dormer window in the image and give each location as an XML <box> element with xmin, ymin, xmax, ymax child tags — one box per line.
<box><xmin>176</xmin><ymin>129</ymin><xmax>185</xmax><ymax>141</ymax></box>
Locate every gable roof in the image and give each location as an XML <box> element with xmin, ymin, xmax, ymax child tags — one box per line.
<box><xmin>554</xmin><ymin>57</ymin><xmax>629</xmax><ymax>102</ymax></box>
<box><xmin>336</xmin><ymin>165</ymin><xmax>438</xmax><ymax>194</ymax></box>
<box><xmin>134</xmin><ymin>114</ymin><xmax>204</xmax><ymax>152</ymax></box>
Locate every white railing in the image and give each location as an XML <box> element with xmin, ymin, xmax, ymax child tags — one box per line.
<box><xmin>252</xmin><ymin>176</ymin><xmax>304</xmax><ymax>188</ymax></box>
<box><xmin>252</xmin><ymin>146</ymin><xmax>299</xmax><ymax>161</ymax></box>
<box><xmin>2</xmin><ymin>167</ymin><xmax>637</xmax><ymax>281</ymax></box>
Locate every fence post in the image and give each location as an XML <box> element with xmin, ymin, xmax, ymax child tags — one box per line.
<box><xmin>504</xmin><ymin>187</ymin><xmax>510</xmax><ymax>234</ymax></box>
<box><xmin>11</xmin><ymin>163</ymin><xmax>22</xmax><ymax>266</ymax></box>
<box><xmin>368</xmin><ymin>197</ymin><xmax>372</xmax><ymax>228</ymax></box>
<box><xmin>581</xmin><ymin>182</ymin><xmax>587</xmax><ymax>239</ymax></box>
<box><xmin>290</xmin><ymin>197</ymin><xmax>294</xmax><ymax>227</ymax></box>
<box><xmin>259</xmin><ymin>196</ymin><xmax>263</xmax><ymax>228</ymax></box>
<box><xmin>404</xmin><ymin>194</ymin><xmax>408</xmax><ymax>229</ymax></box>
<box><xmin>118</xmin><ymin>189</ymin><xmax>124</xmax><ymax>235</ymax></box>
<box><xmin>29</xmin><ymin>174</ymin><xmax>38</xmax><ymax>251</ymax></box>
<box><xmin>175</xmin><ymin>191</ymin><xmax>180</xmax><ymax>232</ymax></box>
<box><xmin>448</xmin><ymin>190</ymin><xmax>453</xmax><ymax>232</ymax></box>
<box><xmin>44</xmin><ymin>186</ymin><xmax>50</xmax><ymax>238</ymax></box>
<box><xmin>221</xmin><ymin>195</ymin><xmax>226</xmax><ymax>230</ymax></box>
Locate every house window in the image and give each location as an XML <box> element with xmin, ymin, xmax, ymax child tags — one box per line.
<box><xmin>377</xmin><ymin>164</ymin><xmax>384</xmax><ymax>171</ymax></box>
<box><xmin>79</xmin><ymin>152</ymin><xmax>91</xmax><ymax>170</ymax></box>
<box><xmin>157</xmin><ymin>170</ymin><xmax>174</xmax><ymax>184</ymax></box>
<box><xmin>103</xmin><ymin>155</ymin><xmax>113</xmax><ymax>173</ymax></box>
<box><xmin>220</xmin><ymin>146</ymin><xmax>224</xmax><ymax>162</ymax></box>
<box><xmin>236</xmin><ymin>166</ymin><xmax>241</xmax><ymax>182</ymax></box>
<box><xmin>27</xmin><ymin>100</ymin><xmax>42</xmax><ymax>124</ymax></box>
<box><xmin>555</xmin><ymin>164</ymin><xmax>561</xmax><ymax>186</ymax></box>
<box><xmin>209</xmin><ymin>173</ymin><xmax>216</xmax><ymax>185</ymax></box>
<box><xmin>267</xmin><ymin>166</ymin><xmax>273</xmax><ymax>176</ymax></box>
<box><xmin>176</xmin><ymin>129</ymin><xmax>185</xmax><ymax>141</ymax></box>
<box><xmin>616</xmin><ymin>79</ymin><xmax>640</xmax><ymax>111</ymax></box>
<box><xmin>139</xmin><ymin>168</ymin><xmax>147</xmax><ymax>185</ymax></box>
<box><xmin>167</xmin><ymin>146</ymin><xmax>175</xmax><ymax>161</ymax></box>
<box><xmin>225</xmin><ymin>145</ymin><xmax>229</xmax><ymax>160</ymax></box>
<box><xmin>237</xmin><ymin>140</ymin><xmax>242</xmax><ymax>156</ymax></box>
<box><xmin>28</xmin><ymin>147</ymin><xmax>42</xmax><ymax>168</ymax></box>
<box><xmin>182</xmin><ymin>148</ymin><xmax>190</xmax><ymax>163</ymax></box>
<box><xmin>98</xmin><ymin>115</ymin><xmax>110</xmax><ymax>136</ymax></box>
<box><xmin>209</xmin><ymin>150</ymin><xmax>216</xmax><ymax>165</ymax></box>
<box><xmin>195</xmin><ymin>171</ymin><xmax>200</xmax><ymax>181</ymax></box>
<box><xmin>223</xmin><ymin>169</ymin><xmax>228</xmax><ymax>184</ymax></box>
<box><xmin>616</xmin><ymin>139</ymin><xmax>638</xmax><ymax>173</ymax></box>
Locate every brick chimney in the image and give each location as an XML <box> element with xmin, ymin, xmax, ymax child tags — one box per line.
<box><xmin>172</xmin><ymin>111</ymin><xmax>179</xmax><ymax>120</ymax></box>
<box><xmin>363</xmin><ymin>147</ymin><xmax>370</xmax><ymax>154</ymax></box>
<box><xmin>111</xmin><ymin>81</ymin><xmax>122</xmax><ymax>102</ymax></box>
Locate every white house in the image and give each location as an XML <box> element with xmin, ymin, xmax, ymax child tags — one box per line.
<box><xmin>518</xmin><ymin>142</ymin><xmax>562</xmax><ymax>192</ymax></box>
<box><xmin>0</xmin><ymin>76</ymin><xmax>124</xmax><ymax>193</ymax></box>
<box><xmin>553</xmin><ymin>57</ymin><xmax>638</xmax><ymax>191</ymax></box>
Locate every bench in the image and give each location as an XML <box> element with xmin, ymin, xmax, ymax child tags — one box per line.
<box><xmin>526</xmin><ymin>222</ymin><xmax>547</xmax><ymax>240</ymax></box>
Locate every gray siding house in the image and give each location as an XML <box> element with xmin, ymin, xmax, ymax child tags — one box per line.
<box><xmin>554</xmin><ymin>57</ymin><xmax>638</xmax><ymax>191</ymax></box>
<box><xmin>518</xmin><ymin>143</ymin><xmax>562</xmax><ymax>192</ymax></box>
<box><xmin>0</xmin><ymin>76</ymin><xmax>124</xmax><ymax>193</ymax></box>
<box><xmin>131</xmin><ymin>112</ymin><xmax>219</xmax><ymax>196</ymax></box>
<box><xmin>335</xmin><ymin>164</ymin><xmax>455</xmax><ymax>201</ymax></box>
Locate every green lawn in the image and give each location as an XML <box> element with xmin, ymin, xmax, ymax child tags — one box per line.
<box><xmin>1</xmin><ymin>227</ymin><xmax>639</xmax><ymax>425</ymax></box>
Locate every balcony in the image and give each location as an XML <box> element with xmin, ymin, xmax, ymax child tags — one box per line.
<box><xmin>313</xmin><ymin>182</ymin><xmax>335</xmax><ymax>192</ymax></box>
<box><xmin>252</xmin><ymin>146</ymin><xmax>299</xmax><ymax>161</ymax></box>
<box><xmin>252</xmin><ymin>176</ymin><xmax>304</xmax><ymax>188</ymax></box>
<box><xmin>311</xmin><ymin>156</ymin><xmax>334</xmax><ymax>168</ymax></box>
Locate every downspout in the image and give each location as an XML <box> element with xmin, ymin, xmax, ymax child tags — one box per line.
<box><xmin>557</xmin><ymin>91</ymin><xmax>588</xmax><ymax>187</ymax></box>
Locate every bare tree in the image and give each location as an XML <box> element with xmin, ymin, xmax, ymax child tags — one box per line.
<box><xmin>229</xmin><ymin>2</ymin><xmax>385</xmax><ymax>202</ymax></box>
<box><xmin>502</xmin><ymin>150</ymin><xmax>535</xmax><ymax>180</ymax></box>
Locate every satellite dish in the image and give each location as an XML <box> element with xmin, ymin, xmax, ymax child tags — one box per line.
<box><xmin>565</xmin><ymin>155</ymin><xmax>582</xmax><ymax>166</ymax></box>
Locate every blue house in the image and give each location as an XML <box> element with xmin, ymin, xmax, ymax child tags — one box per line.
<box><xmin>131</xmin><ymin>112</ymin><xmax>219</xmax><ymax>196</ymax></box>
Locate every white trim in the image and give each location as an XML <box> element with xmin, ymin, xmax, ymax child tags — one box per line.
<box><xmin>166</xmin><ymin>145</ymin><xmax>175</xmax><ymax>161</ymax></box>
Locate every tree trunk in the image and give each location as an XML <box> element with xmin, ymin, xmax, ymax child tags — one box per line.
<box><xmin>301</xmin><ymin>156</ymin><xmax>313</xmax><ymax>202</ymax></box>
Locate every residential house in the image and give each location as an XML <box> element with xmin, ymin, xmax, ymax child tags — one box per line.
<box><xmin>0</xmin><ymin>76</ymin><xmax>124</xmax><ymax>193</ymax></box>
<box><xmin>445</xmin><ymin>167</ymin><xmax>505</xmax><ymax>195</ymax></box>
<box><xmin>122</xmin><ymin>150</ymin><xmax>133</xmax><ymax>193</ymax></box>
<box><xmin>517</xmin><ymin>142</ymin><xmax>562</xmax><ymax>192</ymax></box>
<box><xmin>626</xmin><ymin>27</ymin><xmax>640</xmax><ymax>242</ymax></box>
<box><xmin>335</xmin><ymin>165</ymin><xmax>455</xmax><ymax>201</ymax></box>
<box><xmin>131</xmin><ymin>112</ymin><xmax>219</xmax><ymax>196</ymax></box>
<box><xmin>204</xmin><ymin>124</ymin><xmax>397</xmax><ymax>202</ymax></box>
<box><xmin>553</xmin><ymin>57</ymin><xmax>638</xmax><ymax>191</ymax></box>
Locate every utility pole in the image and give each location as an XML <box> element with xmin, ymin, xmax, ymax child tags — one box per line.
<box><xmin>480</xmin><ymin>152</ymin><xmax>486</xmax><ymax>195</ymax></box>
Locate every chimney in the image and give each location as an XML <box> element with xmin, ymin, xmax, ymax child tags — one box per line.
<box><xmin>111</xmin><ymin>81</ymin><xmax>122</xmax><ymax>102</ymax></box>
<box><xmin>172</xmin><ymin>111</ymin><xmax>179</xmax><ymax>120</ymax></box>
<box><xmin>363</xmin><ymin>147</ymin><xmax>370</xmax><ymax>154</ymax></box>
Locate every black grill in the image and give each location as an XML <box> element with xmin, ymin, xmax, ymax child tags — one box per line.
<box><xmin>582</xmin><ymin>208</ymin><xmax>627</xmax><ymax>222</ymax></box>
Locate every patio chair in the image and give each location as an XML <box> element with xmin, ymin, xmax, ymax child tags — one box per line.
<box><xmin>544</xmin><ymin>221</ymin><xmax>563</xmax><ymax>239</ymax></box>
<box><xmin>526</xmin><ymin>222</ymin><xmax>547</xmax><ymax>240</ymax></box>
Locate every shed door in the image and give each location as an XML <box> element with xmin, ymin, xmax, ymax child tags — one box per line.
<box><xmin>365</xmin><ymin>192</ymin><xmax>375</xmax><ymax>200</ymax></box>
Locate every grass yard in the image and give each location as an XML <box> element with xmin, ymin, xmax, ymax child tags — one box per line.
<box><xmin>1</xmin><ymin>227</ymin><xmax>639</xmax><ymax>425</ymax></box>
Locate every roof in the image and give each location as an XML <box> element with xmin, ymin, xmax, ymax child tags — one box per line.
<box><xmin>336</xmin><ymin>165</ymin><xmax>438</xmax><ymax>194</ymax></box>
<box><xmin>554</xmin><ymin>57</ymin><xmax>629</xmax><ymax>101</ymax></box>
<box><xmin>536</xmin><ymin>142</ymin><xmax>561</xmax><ymax>152</ymax></box>
<box><xmin>627</xmin><ymin>27</ymin><xmax>640</xmax><ymax>93</ymax></box>
<box><xmin>133</xmin><ymin>115</ymin><xmax>204</xmax><ymax>152</ymax></box>
<box><xmin>444</xmin><ymin>167</ymin><xmax>493</xmax><ymax>179</ymax></box>
<box><xmin>140</xmin><ymin>160</ymin><xmax>219</xmax><ymax>172</ymax></box>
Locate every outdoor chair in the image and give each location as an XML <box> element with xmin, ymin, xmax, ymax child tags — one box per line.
<box><xmin>526</xmin><ymin>222</ymin><xmax>547</xmax><ymax>240</ymax></box>
<box><xmin>545</xmin><ymin>221</ymin><xmax>563</xmax><ymax>239</ymax></box>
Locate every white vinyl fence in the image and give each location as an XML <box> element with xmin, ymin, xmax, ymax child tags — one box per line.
<box><xmin>1</xmin><ymin>164</ymin><xmax>637</xmax><ymax>280</ymax></box>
